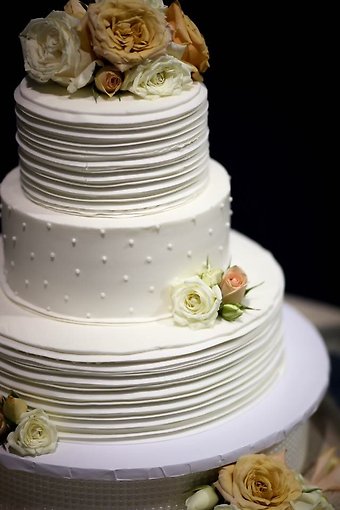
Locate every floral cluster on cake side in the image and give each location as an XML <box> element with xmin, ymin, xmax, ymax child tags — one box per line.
<box><xmin>19</xmin><ymin>0</ymin><xmax>209</xmax><ymax>99</ymax></box>
<box><xmin>0</xmin><ymin>392</ymin><xmax>58</xmax><ymax>457</ymax></box>
<box><xmin>171</xmin><ymin>261</ymin><xmax>257</xmax><ymax>329</ymax></box>
<box><xmin>185</xmin><ymin>450</ymin><xmax>340</xmax><ymax>510</ymax></box>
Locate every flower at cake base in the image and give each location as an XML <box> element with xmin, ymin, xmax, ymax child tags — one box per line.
<box><xmin>171</xmin><ymin>275</ymin><xmax>222</xmax><ymax>329</ymax></box>
<box><xmin>20</xmin><ymin>11</ymin><xmax>95</xmax><ymax>94</ymax></box>
<box><xmin>86</xmin><ymin>0</ymin><xmax>171</xmax><ymax>73</ymax></box>
<box><xmin>2</xmin><ymin>394</ymin><xmax>28</xmax><ymax>424</ymax></box>
<box><xmin>6</xmin><ymin>409</ymin><xmax>58</xmax><ymax>457</ymax></box>
<box><xmin>291</xmin><ymin>487</ymin><xmax>334</xmax><ymax>510</ymax></box>
<box><xmin>166</xmin><ymin>0</ymin><xmax>209</xmax><ymax>81</ymax></box>
<box><xmin>220</xmin><ymin>265</ymin><xmax>248</xmax><ymax>305</ymax></box>
<box><xmin>214</xmin><ymin>452</ymin><xmax>302</xmax><ymax>510</ymax></box>
<box><xmin>185</xmin><ymin>484</ymin><xmax>219</xmax><ymax>510</ymax></box>
<box><xmin>121</xmin><ymin>55</ymin><xmax>193</xmax><ymax>98</ymax></box>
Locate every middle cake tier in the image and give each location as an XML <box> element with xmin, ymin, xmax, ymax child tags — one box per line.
<box><xmin>1</xmin><ymin>160</ymin><xmax>230</xmax><ymax>322</ymax></box>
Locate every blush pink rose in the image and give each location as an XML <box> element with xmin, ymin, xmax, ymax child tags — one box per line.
<box><xmin>220</xmin><ymin>265</ymin><xmax>248</xmax><ymax>304</ymax></box>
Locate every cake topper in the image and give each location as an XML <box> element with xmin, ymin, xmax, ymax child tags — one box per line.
<box><xmin>19</xmin><ymin>0</ymin><xmax>209</xmax><ymax>98</ymax></box>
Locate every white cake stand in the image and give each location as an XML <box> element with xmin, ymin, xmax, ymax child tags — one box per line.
<box><xmin>0</xmin><ymin>303</ymin><xmax>330</xmax><ymax>510</ymax></box>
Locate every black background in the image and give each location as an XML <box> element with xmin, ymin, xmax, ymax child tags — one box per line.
<box><xmin>2</xmin><ymin>1</ymin><xmax>339</xmax><ymax>308</ymax></box>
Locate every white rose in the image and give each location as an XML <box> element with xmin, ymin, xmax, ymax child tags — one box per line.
<box><xmin>171</xmin><ymin>276</ymin><xmax>222</xmax><ymax>329</ymax></box>
<box><xmin>20</xmin><ymin>10</ymin><xmax>95</xmax><ymax>93</ymax></box>
<box><xmin>144</xmin><ymin>0</ymin><xmax>166</xmax><ymax>9</ymax></box>
<box><xmin>291</xmin><ymin>490</ymin><xmax>334</xmax><ymax>510</ymax></box>
<box><xmin>121</xmin><ymin>55</ymin><xmax>193</xmax><ymax>98</ymax></box>
<box><xmin>7</xmin><ymin>409</ymin><xmax>58</xmax><ymax>457</ymax></box>
<box><xmin>185</xmin><ymin>485</ymin><xmax>219</xmax><ymax>510</ymax></box>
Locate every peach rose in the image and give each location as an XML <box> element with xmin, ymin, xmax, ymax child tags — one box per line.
<box><xmin>86</xmin><ymin>0</ymin><xmax>171</xmax><ymax>72</ymax></box>
<box><xmin>220</xmin><ymin>265</ymin><xmax>248</xmax><ymax>304</ymax></box>
<box><xmin>166</xmin><ymin>0</ymin><xmax>209</xmax><ymax>81</ymax></box>
<box><xmin>94</xmin><ymin>66</ymin><xmax>123</xmax><ymax>96</ymax></box>
<box><xmin>64</xmin><ymin>0</ymin><xmax>86</xmax><ymax>20</ymax></box>
<box><xmin>3</xmin><ymin>395</ymin><xmax>28</xmax><ymax>424</ymax></box>
<box><xmin>215</xmin><ymin>453</ymin><xmax>302</xmax><ymax>510</ymax></box>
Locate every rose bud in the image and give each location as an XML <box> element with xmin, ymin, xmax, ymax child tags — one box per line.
<box><xmin>219</xmin><ymin>303</ymin><xmax>244</xmax><ymax>322</ymax></box>
<box><xmin>94</xmin><ymin>66</ymin><xmax>123</xmax><ymax>97</ymax></box>
<box><xmin>3</xmin><ymin>395</ymin><xmax>28</xmax><ymax>424</ymax></box>
<box><xmin>220</xmin><ymin>265</ymin><xmax>248</xmax><ymax>304</ymax></box>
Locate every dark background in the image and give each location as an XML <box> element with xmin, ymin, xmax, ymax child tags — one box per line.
<box><xmin>2</xmin><ymin>1</ymin><xmax>339</xmax><ymax>308</ymax></box>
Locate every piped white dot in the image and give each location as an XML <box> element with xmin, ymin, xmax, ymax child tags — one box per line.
<box><xmin>220</xmin><ymin>202</ymin><xmax>225</xmax><ymax>210</ymax></box>
<box><xmin>46</xmin><ymin>306</ymin><xmax>51</xmax><ymax>312</ymax></box>
<box><xmin>46</xmin><ymin>222</ymin><xmax>52</xmax><ymax>231</ymax></box>
<box><xmin>75</xmin><ymin>268</ymin><xmax>81</xmax><ymax>276</ymax></box>
<box><xmin>101</xmin><ymin>255</ymin><xmax>107</xmax><ymax>264</ymax></box>
<box><xmin>2</xmin><ymin>234</ymin><xmax>6</xmax><ymax>240</ymax></box>
<box><xmin>30</xmin><ymin>252</ymin><xmax>35</xmax><ymax>260</ymax></box>
<box><xmin>22</xmin><ymin>222</ymin><xmax>27</xmax><ymax>231</ymax></box>
<box><xmin>218</xmin><ymin>245</ymin><xmax>224</xmax><ymax>252</ymax></box>
<box><xmin>225</xmin><ymin>222</ymin><xmax>230</xmax><ymax>228</ymax></box>
<box><xmin>208</xmin><ymin>228</ymin><xmax>214</xmax><ymax>236</ymax></box>
<box><xmin>123</xmin><ymin>274</ymin><xmax>129</xmax><ymax>282</ymax></box>
<box><xmin>12</xmin><ymin>236</ymin><xmax>17</xmax><ymax>245</ymax></box>
<box><xmin>187</xmin><ymin>250</ymin><xmax>192</xmax><ymax>258</ymax></box>
<box><xmin>10</xmin><ymin>260</ymin><xmax>15</xmax><ymax>268</ymax></box>
<box><xmin>229</xmin><ymin>196</ymin><xmax>233</xmax><ymax>203</ymax></box>
<box><xmin>43</xmin><ymin>280</ymin><xmax>48</xmax><ymax>288</ymax></box>
<box><xmin>50</xmin><ymin>252</ymin><xmax>56</xmax><ymax>261</ymax></box>
<box><xmin>146</xmin><ymin>256</ymin><xmax>152</xmax><ymax>263</ymax></box>
<box><xmin>167</xmin><ymin>243</ymin><xmax>173</xmax><ymax>251</ymax></box>
<box><xmin>71</xmin><ymin>238</ymin><xmax>77</xmax><ymax>247</ymax></box>
<box><xmin>24</xmin><ymin>279</ymin><xmax>29</xmax><ymax>287</ymax></box>
<box><xmin>100</xmin><ymin>229</ymin><xmax>106</xmax><ymax>238</ymax></box>
<box><xmin>100</xmin><ymin>292</ymin><xmax>106</xmax><ymax>299</ymax></box>
<box><xmin>86</xmin><ymin>312</ymin><xmax>91</xmax><ymax>319</ymax></box>
<box><xmin>128</xmin><ymin>238</ymin><xmax>134</xmax><ymax>247</ymax></box>
<box><xmin>149</xmin><ymin>285</ymin><xmax>155</xmax><ymax>293</ymax></box>
<box><xmin>129</xmin><ymin>307</ymin><xmax>134</xmax><ymax>314</ymax></box>
<box><xmin>64</xmin><ymin>295</ymin><xmax>69</xmax><ymax>302</ymax></box>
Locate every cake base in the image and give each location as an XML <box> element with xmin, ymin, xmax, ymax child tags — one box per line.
<box><xmin>0</xmin><ymin>304</ymin><xmax>330</xmax><ymax>510</ymax></box>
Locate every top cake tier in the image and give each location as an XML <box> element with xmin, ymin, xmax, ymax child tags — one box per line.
<box><xmin>15</xmin><ymin>78</ymin><xmax>209</xmax><ymax>216</ymax></box>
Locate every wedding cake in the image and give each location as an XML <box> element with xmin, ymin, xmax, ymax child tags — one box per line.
<box><xmin>0</xmin><ymin>1</ymin><xmax>330</xmax><ymax>509</ymax></box>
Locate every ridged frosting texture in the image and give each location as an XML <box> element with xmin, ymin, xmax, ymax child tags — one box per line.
<box><xmin>0</xmin><ymin>231</ymin><xmax>285</xmax><ymax>442</ymax></box>
<box><xmin>1</xmin><ymin>163</ymin><xmax>230</xmax><ymax>322</ymax></box>
<box><xmin>15</xmin><ymin>78</ymin><xmax>209</xmax><ymax>216</ymax></box>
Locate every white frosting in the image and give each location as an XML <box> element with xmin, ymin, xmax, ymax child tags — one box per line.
<box><xmin>0</xmin><ymin>230</ymin><xmax>285</xmax><ymax>442</ymax></box>
<box><xmin>15</xmin><ymin>78</ymin><xmax>209</xmax><ymax>215</ymax></box>
<box><xmin>1</xmin><ymin>162</ymin><xmax>230</xmax><ymax>322</ymax></box>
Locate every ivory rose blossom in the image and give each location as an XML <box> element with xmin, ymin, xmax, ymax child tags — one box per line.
<box><xmin>166</xmin><ymin>0</ymin><xmax>209</xmax><ymax>80</ymax></box>
<box><xmin>20</xmin><ymin>10</ymin><xmax>96</xmax><ymax>94</ymax></box>
<box><xmin>121</xmin><ymin>55</ymin><xmax>192</xmax><ymax>98</ymax></box>
<box><xmin>94</xmin><ymin>66</ymin><xmax>123</xmax><ymax>96</ymax></box>
<box><xmin>7</xmin><ymin>408</ymin><xmax>58</xmax><ymax>457</ymax></box>
<box><xmin>214</xmin><ymin>453</ymin><xmax>302</xmax><ymax>510</ymax></box>
<box><xmin>220</xmin><ymin>266</ymin><xmax>248</xmax><ymax>305</ymax></box>
<box><xmin>86</xmin><ymin>0</ymin><xmax>171</xmax><ymax>72</ymax></box>
<box><xmin>185</xmin><ymin>485</ymin><xmax>219</xmax><ymax>510</ymax></box>
<box><xmin>171</xmin><ymin>275</ymin><xmax>222</xmax><ymax>329</ymax></box>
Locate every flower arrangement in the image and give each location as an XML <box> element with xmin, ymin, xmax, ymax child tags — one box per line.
<box><xmin>171</xmin><ymin>261</ymin><xmax>257</xmax><ymax>329</ymax></box>
<box><xmin>19</xmin><ymin>0</ymin><xmax>209</xmax><ymax>99</ymax></box>
<box><xmin>185</xmin><ymin>451</ymin><xmax>340</xmax><ymax>510</ymax></box>
<box><xmin>0</xmin><ymin>391</ymin><xmax>58</xmax><ymax>457</ymax></box>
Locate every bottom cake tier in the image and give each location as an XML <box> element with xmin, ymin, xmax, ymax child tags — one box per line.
<box><xmin>0</xmin><ymin>304</ymin><xmax>330</xmax><ymax>510</ymax></box>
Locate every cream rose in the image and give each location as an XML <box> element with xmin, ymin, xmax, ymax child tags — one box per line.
<box><xmin>122</xmin><ymin>54</ymin><xmax>192</xmax><ymax>98</ymax></box>
<box><xmin>86</xmin><ymin>0</ymin><xmax>171</xmax><ymax>72</ymax></box>
<box><xmin>291</xmin><ymin>490</ymin><xmax>334</xmax><ymax>510</ymax></box>
<box><xmin>214</xmin><ymin>453</ymin><xmax>302</xmax><ymax>510</ymax></box>
<box><xmin>94</xmin><ymin>66</ymin><xmax>123</xmax><ymax>96</ymax></box>
<box><xmin>7</xmin><ymin>409</ymin><xmax>58</xmax><ymax>457</ymax></box>
<box><xmin>166</xmin><ymin>0</ymin><xmax>209</xmax><ymax>81</ymax></box>
<box><xmin>185</xmin><ymin>485</ymin><xmax>219</xmax><ymax>510</ymax></box>
<box><xmin>220</xmin><ymin>265</ymin><xmax>248</xmax><ymax>305</ymax></box>
<box><xmin>171</xmin><ymin>275</ymin><xmax>222</xmax><ymax>329</ymax></box>
<box><xmin>20</xmin><ymin>10</ymin><xmax>96</xmax><ymax>93</ymax></box>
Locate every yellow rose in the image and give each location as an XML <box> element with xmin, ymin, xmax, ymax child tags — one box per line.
<box><xmin>220</xmin><ymin>265</ymin><xmax>248</xmax><ymax>304</ymax></box>
<box><xmin>3</xmin><ymin>395</ymin><xmax>28</xmax><ymax>424</ymax></box>
<box><xmin>215</xmin><ymin>453</ymin><xmax>302</xmax><ymax>510</ymax></box>
<box><xmin>94</xmin><ymin>66</ymin><xmax>123</xmax><ymax>97</ymax></box>
<box><xmin>86</xmin><ymin>0</ymin><xmax>171</xmax><ymax>72</ymax></box>
<box><xmin>166</xmin><ymin>0</ymin><xmax>209</xmax><ymax>81</ymax></box>
<box><xmin>64</xmin><ymin>0</ymin><xmax>87</xmax><ymax>19</ymax></box>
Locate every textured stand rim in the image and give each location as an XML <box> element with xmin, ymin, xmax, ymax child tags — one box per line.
<box><xmin>0</xmin><ymin>303</ymin><xmax>330</xmax><ymax>481</ymax></box>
